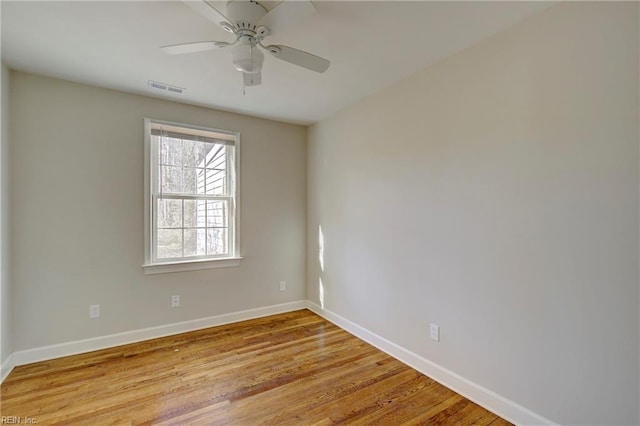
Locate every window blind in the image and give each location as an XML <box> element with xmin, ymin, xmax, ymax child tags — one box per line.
<box><xmin>150</xmin><ymin>123</ymin><xmax>235</xmax><ymax>145</ymax></box>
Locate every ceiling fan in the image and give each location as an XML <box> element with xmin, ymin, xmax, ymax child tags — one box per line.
<box><xmin>162</xmin><ymin>0</ymin><xmax>330</xmax><ymax>87</ymax></box>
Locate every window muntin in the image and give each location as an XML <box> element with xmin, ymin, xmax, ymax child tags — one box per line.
<box><xmin>145</xmin><ymin>119</ymin><xmax>239</xmax><ymax>267</ymax></box>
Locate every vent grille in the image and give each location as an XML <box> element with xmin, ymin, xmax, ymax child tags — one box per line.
<box><xmin>148</xmin><ymin>80</ymin><xmax>185</xmax><ymax>94</ymax></box>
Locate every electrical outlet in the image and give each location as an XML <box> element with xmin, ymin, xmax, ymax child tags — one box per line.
<box><xmin>430</xmin><ymin>324</ymin><xmax>440</xmax><ymax>342</ymax></box>
<box><xmin>279</xmin><ymin>281</ymin><xmax>286</xmax><ymax>291</ymax></box>
<box><xmin>90</xmin><ymin>304</ymin><xmax>100</xmax><ymax>319</ymax></box>
<box><xmin>171</xmin><ymin>295</ymin><xmax>180</xmax><ymax>308</ymax></box>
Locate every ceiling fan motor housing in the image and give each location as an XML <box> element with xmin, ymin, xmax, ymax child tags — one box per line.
<box><xmin>225</xmin><ymin>0</ymin><xmax>268</xmax><ymax>32</ymax></box>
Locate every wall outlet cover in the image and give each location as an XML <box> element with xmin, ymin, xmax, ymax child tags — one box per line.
<box><xmin>171</xmin><ymin>295</ymin><xmax>180</xmax><ymax>308</ymax></box>
<box><xmin>430</xmin><ymin>324</ymin><xmax>440</xmax><ymax>342</ymax></box>
<box><xmin>89</xmin><ymin>304</ymin><xmax>100</xmax><ymax>319</ymax></box>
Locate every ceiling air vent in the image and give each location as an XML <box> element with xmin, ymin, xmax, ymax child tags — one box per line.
<box><xmin>148</xmin><ymin>80</ymin><xmax>185</xmax><ymax>94</ymax></box>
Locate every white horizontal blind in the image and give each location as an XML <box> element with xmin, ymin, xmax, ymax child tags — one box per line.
<box><xmin>149</xmin><ymin>121</ymin><xmax>237</xmax><ymax>263</ymax></box>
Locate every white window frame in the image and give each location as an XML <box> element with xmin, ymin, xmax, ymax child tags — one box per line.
<box><xmin>142</xmin><ymin>118</ymin><xmax>242</xmax><ymax>274</ymax></box>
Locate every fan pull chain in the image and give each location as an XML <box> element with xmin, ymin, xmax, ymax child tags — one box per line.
<box><xmin>250</xmin><ymin>44</ymin><xmax>254</xmax><ymax>86</ymax></box>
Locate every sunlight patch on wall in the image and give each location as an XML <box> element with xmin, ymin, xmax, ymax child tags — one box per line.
<box><xmin>318</xmin><ymin>225</ymin><xmax>324</xmax><ymax>272</ymax></box>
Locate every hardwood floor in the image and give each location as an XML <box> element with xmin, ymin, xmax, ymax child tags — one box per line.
<box><xmin>1</xmin><ymin>310</ymin><xmax>511</xmax><ymax>425</ymax></box>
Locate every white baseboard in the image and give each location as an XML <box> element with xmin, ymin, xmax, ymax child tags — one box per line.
<box><xmin>306</xmin><ymin>301</ymin><xmax>556</xmax><ymax>426</ymax></box>
<box><xmin>1</xmin><ymin>352</ymin><xmax>15</xmax><ymax>383</ymax></box>
<box><xmin>10</xmin><ymin>300</ymin><xmax>307</xmax><ymax>369</ymax></box>
<box><xmin>2</xmin><ymin>298</ymin><xmax>555</xmax><ymax>426</ymax></box>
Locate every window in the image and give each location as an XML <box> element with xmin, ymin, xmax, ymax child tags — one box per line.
<box><xmin>143</xmin><ymin>119</ymin><xmax>241</xmax><ymax>274</ymax></box>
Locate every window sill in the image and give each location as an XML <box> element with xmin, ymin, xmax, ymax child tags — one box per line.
<box><xmin>142</xmin><ymin>257</ymin><xmax>243</xmax><ymax>275</ymax></box>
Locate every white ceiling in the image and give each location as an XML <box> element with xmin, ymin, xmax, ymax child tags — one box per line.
<box><xmin>1</xmin><ymin>1</ymin><xmax>552</xmax><ymax>125</ymax></box>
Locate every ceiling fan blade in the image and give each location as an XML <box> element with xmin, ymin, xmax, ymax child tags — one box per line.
<box><xmin>243</xmin><ymin>71</ymin><xmax>262</xmax><ymax>86</ymax></box>
<box><xmin>258</xmin><ymin>0</ymin><xmax>316</xmax><ymax>33</ymax></box>
<box><xmin>183</xmin><ymin>0</ymin><xmax>232</xmax><ymax>29</ymax></box>
<box><xmin>266</xmin><ymin>45</ymin><xmax>330</xmax><ymax>73</ymax></box>
<box><xmin>161</xmin><ymin>41</ymin><xmax>230</xmax><ymax>55</ymax></box>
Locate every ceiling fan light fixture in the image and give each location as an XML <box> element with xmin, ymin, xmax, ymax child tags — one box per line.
<box><xmin>231</xmin><ymin>40</ymin><xmax>264</xmax><ymax>73</ymax></box>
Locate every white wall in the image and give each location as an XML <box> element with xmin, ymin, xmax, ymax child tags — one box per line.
<box><xmin>10</xmin><ymin>72</ymin><xmax>306</xmax><ymax>351</ymax></box>
<box><xmin>1</xmin><ymin>64</ymin><xmax>12</xmax><ymax>371</ymax></box>
<box><xmin>307</xmin><ymin>2</ymin><xmax>639</xmax><ymax>425</ymax></box>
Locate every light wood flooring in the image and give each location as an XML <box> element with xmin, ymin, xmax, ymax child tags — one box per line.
<box><xmin>1</xmin><ymin>309</ymin><xmax>511</xmax><ymax>425</ymax></box>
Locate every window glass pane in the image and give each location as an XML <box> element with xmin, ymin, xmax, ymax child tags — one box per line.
<box><xmin>196</xmin><ymin>200</ymin><xmax>207</xmax><ymax>227</ymax></box>
<box><xmin>160</xmin><ymin>166</ymin><xmax>182</xmax><ymax>193</ymax></box>
<box><xmin>183</xmin><ymin>140</ymin><xmax>207</xmax><ymax>167</ymax></box>
<box><xmin>207</xmin><ymin>228</ymin><xmax>228</xmax><ymax>255</ymax></box>
<box><xmin>206</xmin><ymin>169</ymin><xmax>226</xmax><ymax>195</ymax></box>
<box><xmin>206</xmin><ymin>200</ymin><xmax>227</xmax><ymax>227</ymax></box>
<box><xmin>157</xmin><ymin>229</ymin><xmax>182</xmax><ymax>258</ymax></box>
<box><xmin>183</xmin><ymin>167</ymin><xmax>197</xmax><ymax>194</ymax></box>
<box><xmin>159</xmin><ymin>137</ymin><xmax>183</xmax><ymax>166</ymax></box>
<box><xmin>184</xmin><ymin>228</ymin><xmax>206</xmax><ymax>257</ymax></box>
<box><xmin>206</xmin><ymin>145</ymin><xmax>226</xmax><ymax>168</ymax></box>
<box><xmin>197</xmin><ymin>228</ymin><xmax>207</xmax><ymax>255</ymax></box>
<box><xmin>183</xmin><ymin>200</ymin><xmax>197</xmax><ymax>228</ymax></box>
<box><xmin>157</xmin><ymin>198</ymin><xmax>182</xmax><ymax>228</ymax></box>
<box><xmin>195</xmin><ymin>168</ymin><xmax>207</xmax><ymax>194</ymax></box>
<box><xmin>182</xmin><ymin>139</ymin><xmax>195</xmax><ymax>167</ymax></box>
